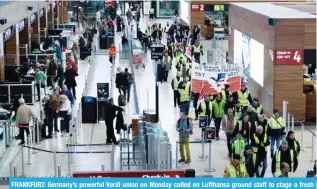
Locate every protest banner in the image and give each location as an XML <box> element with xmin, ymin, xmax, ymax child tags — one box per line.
<box><xmin>191</xmin><ymin>62</ymin><xmax>242</xmax><ymax>96</ymax></box>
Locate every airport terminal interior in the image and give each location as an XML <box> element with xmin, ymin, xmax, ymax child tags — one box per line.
<box><xmin>0</xmin><ymin>0</ymin><xmax>316</xmax><ymax>181</ymax></box>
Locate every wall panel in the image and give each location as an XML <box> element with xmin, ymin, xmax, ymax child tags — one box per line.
<box><xmin>304</xmin><ymin>19</ymin><xmax>316</xmax><ymax>49</ymax></box>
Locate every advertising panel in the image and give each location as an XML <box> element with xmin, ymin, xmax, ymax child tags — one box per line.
<box><xmin>191</xmin><ymin>4</ymin><xmax>204</xmax><ymax>12</ymax></box>
<box><xmin>233</xmin><ymin>29</ymin><xmax>264</xmax><ymax>87</ymax></box>
<box><xmin>73</xmin><ymin>170</ymin><xmax>186</xmax><ymax>178</ymax></box>
<box><xmin>191</xmin><ymin>62</ymin><xmax>242</xmax><ymax>96</ymax></box>
<box><xmin>275</xmin><ymin>50</ymin><xmax>303</xmax><ymax>65</ymax></box>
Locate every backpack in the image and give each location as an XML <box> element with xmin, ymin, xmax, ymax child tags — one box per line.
<box><xmin>177</xmin><ymin>117</ymin><xmax>193</xmax><ymax>135</ymax></box>
<box><xmin>127</xmin><ymin>74</ymin><xmax>134</xmax><ymax>84</ymax></box>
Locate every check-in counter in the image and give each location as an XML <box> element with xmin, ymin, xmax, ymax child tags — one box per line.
<box><xmin>0</xmin><ymin>82</ymin><xmax>36</xmax><ymax>104</ymax></box>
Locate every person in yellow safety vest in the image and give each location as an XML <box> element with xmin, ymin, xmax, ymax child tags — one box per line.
<box><xmin>234</xmin><ymin>100</ymin><xmax>243</xmax><ymax>120</ymax></box>
<box><xmin>268</xmin><ymin>109</ymin><xmax>285</xmax><ymax>158</ymax></box>
<box><xmin>149</xmin><ymin>8</ymin><xmax>155</xmax><ymax>20</ymax></box>
<box><xmin>171</xmin><ymin>72</ymin><xmax>182</xmax><ymax>107</ymax></box>
<box><xmin>286</xmin><ymin>131</ymin><xmax>300</xmax><ymax>157</ymax></box>
<box><xmin>191</xmin><ymin>41</ymin><xmax>203</xmax><ymax>63</ymax></box>
<box><xmin>221</xmin><ymin>84</ymin><xmax>232</xmax><ymax>101</ymax></box>
<box><xmin>251</xmin><ymin>126</ymin><xmax>270</xmax><ymax>177</ymax></box>
<box><xmin>232</xmin><ymin>132</ymin><xmax>248</xmax><ymax>162</ymax></box>
<box><xmin>176</xmin><ymin>81</ymin><xmax>191</xmax><ymax>115</ymax></box>
<box><xmin>183</xmin><ymin>76</ymin><xmax>191</xmax><ymax>93</ymax></box>
<box><xmin>222</xmin><ymin>108</ymin><xmax>237</xmax><ymax>157</ymax></box>
<box><xmin>162</xmin><ymin>52</ymin><xmax>172</xmax><ymax>82</ymax></box>
<box><xmin>212</xmin><ymin>94</ymin><xmax>225</xmax><ymax>140</ymax></box>
<box><xmin>277</xmin><ymin>162</ymin><xmax>294</xmax><ymax>177</ymax></box>
<box><xmin>164</xmin><ymin>22</ymin><xmax>170</xmax><ymax>34</ymax></box>
<box><xmin>175</xmin><ymin>53</ymin><xmax>186</xmax><ymax>69</ymax></box>
<box><xmin>238</xmin><ymin>83</ymin><xmax>253</xmax><ymax>113</ymax></box>
<box><xmin>178</xmin><ymin>62</ymin><xmax>188</xmax><ymax>78</ymax></box>
<box><xmin>271</xmin><ymin>140</ymin><xmax>298</xmax><ymax>177</ymax></box>
<box><xmin>223</xmin><ymin>154</ymin><xmax>249</xmax><ymax>178</ymax></box>
<box><xmin>164</xmin><ymin>42</ymin><xmax>174</xmax><ymax>60</ymax></box>
<box><xmin>252</xmin><ymin>98</ymin><xmax>263</xmax><ymax>114</ymax></box>
<box><xmin>244</xmin><ymin>145</ymin><xmax>256</xmax><ymax>177</ymax></box>
<box><xmin>197</xmin><ymin>95</ymin><xmax>213</xmax><ymax>126</ymax></box>
<box><xmin>232</xmin><ymin>114</ymin><xmax>255</xmax><ymax>144</ymax></box>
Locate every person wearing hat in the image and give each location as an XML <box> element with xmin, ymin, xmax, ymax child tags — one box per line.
<box><xmin>251</xmin><ymin>126</ymin><xmax>270</xmax><ymax>177</ymax></box>
<box><xmin>277</xmin><ymin>162</ymin><xmax>293</xmax><ymax>177</ymax></box>
<box><xmin>222</xmin><ymin>108</ymin><xmax>237</xmax><ymax>158</ymax></box>
<box><xmin>212</xmin><ymin>93</ymin><xmax>225</xmax><ymax>140</ymax></box>
<box><xmin>252</xmin><ymin>98</ymin><xmax>263</xmax><ymax>114</ymax></box>
<box><xmin>223</xmin><ymin>154</ymin><xmax>249</xmax><ymax>178</ymax></box>
<box><xmin>232</xmin><ymin>114</ymin><xmax>254</xmax><ymax>144</ymax></box>
<box><xmin>244</xmin><ymin>145</ymin><xmax>256</xmax><ymax>177</ymax></box>
<box><xmin>237</xmin><ymin>83</ymin><xmax>253</xmax><ymax>113</ymax></box>
<box><xmin>268</xmin><ymin>108</ymin><xmax>285</xmax><ymax>158</ymax></box>
<box><xmin>171</xmin><ymin>72</ymin><xmax>183</xmax><ymax>107</ymax></box>
<box><xmin>221</xmin><ymin>84</ymin><xmax>232</xmax><ymax>102</ymax></box>
<box><xmin>232</xmin><ymin>131</ymin><xmax>248</xmax><ymax>162</ymax></box>
<box><xmin>234</xmin><ymin>100</ymin><xmax>243</xmax><ymax>120</ymax></box>
<box><xmin>286</xmin><ymin>131</ymin><xmax>300</xmax><ymax>157</ymax></box>
<box><xmin>271</xmin><ymin>140</ymin><xmax>298</xmax><ymax>177</ymax></box>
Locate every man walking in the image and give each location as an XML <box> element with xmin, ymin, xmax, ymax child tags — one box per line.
<box><xmin>122</xmin><ymin>68</ymin><xmax>133</xmax><ymax>103</ymax></box>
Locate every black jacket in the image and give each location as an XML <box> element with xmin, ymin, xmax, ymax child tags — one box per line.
<box><xmin>151</xmin><ymin>30</ymin><xmax>162</xmax><ymax>40</ymax></box>
<box><xmin>115</xmin><ymin>72</ymin><xmax>124</xmax><ymax>88</ymax></box>
<box><xmin>271</xmin><ymin>148</ymin><xmax>298</xmax><ymax>174</ymax></box>
<box><xmin>122</xmin><ymin>71</ymin><xmax>133</xmax><ymax>86</ymax></box>
<box><xmin>44</xmin><ymin>101</ymin><xmax>53</xmax><ymax>118</ymax></box>
<box><xmin>47</xmin><ymin>61</ymin><xmax>57</xmax><ymax>77</ymax></box>
<box><xmin>64</xmin><ymin>68</ymin><xmax>78</xmax><ymax>87</ymax></box>
<box><xmin>115</xmin><ymin>110</ymin><xmax>125</xmax><ymax>133</ymax></box>
<box><xmin>232</xmin><ymin>121</ymin><xmax>256</xmax><ymax>142</ymax></box>
<box><xmin>247</xmin><ymin>111</ymin><xmax>259</xmax><ymax>127</ymax></box>
<box><xmin>286</xmin><ymin>138</ymin><xmax>300</xmax><ymax>156</ymax></box>
<box><xmin>250</xmin><ymin>133</ymin><xmax>270</xmax><ymax>156</ymax></box>
<box><xmin>257</xmin><ymin>119</ymin><xmax>268</xmax><ymax>133</ymax></box>
<box><xmin>224</xmin><ymin>100</ymin><xmax>235</xmax><ymax>114</ymax></box>
<box><xmin>105</xmin><ymin>103</ymin><xmax>123</xmax><ymax>121</ymax></box>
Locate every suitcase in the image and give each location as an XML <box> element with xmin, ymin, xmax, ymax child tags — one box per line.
<box><xmin>118</xmin><ymin>95</ymin><xmax>126</xmax><ymax>106</ymax></box>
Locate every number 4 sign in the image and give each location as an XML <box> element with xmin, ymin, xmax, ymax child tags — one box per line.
<box><xmin>275</xmin><ymin>50</ymin><xmax>304</xmax><ymax>65</ymax></box>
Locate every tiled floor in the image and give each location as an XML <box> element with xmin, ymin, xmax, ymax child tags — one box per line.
<box><xmin>0</xmin><ymin>14</ymin><xmax>315</xmax><ymax>179</ymax></box>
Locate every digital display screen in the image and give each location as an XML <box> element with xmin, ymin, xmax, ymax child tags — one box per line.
<box><xmin>84</xmin><ymin>97</ymin><xmax>94</xmax><ymax>103</ymax></box>
<box><xmin>234</xmin><ymin>29</ymin><xmax>264</xmax><ymax>87</ymax></box>
<box><xmin>214</xmin><ymin>5</ymin><xmax>224</xmax><ymax>11</ymax></box>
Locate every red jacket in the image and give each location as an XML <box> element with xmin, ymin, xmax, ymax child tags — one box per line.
<box><xmin>66</xmin><ymin>59</ymin><xmax>78</xmax><ymax>72</ymax></box>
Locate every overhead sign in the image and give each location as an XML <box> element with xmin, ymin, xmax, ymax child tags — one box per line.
<box><xmin>4</xmin><ymin>26</ymin><xmax>14</xmax><ymax>41</ymax></box>
<box><xmin>17</xmin><ymin>20</ymin><xmax>25</xmax><ymax>32</ymax></box>
<box><xmin>73</xmin><ymin>170</ymin><xmax>186</xmax><ymax>178</ymax></box>
<box><xmin>104</xmin><ymin>0</ymin><xmax>115</xmax><ymax>8</ymax></box>
<box><xmin>205</xmin><ymin>127</ymin><xmax>215</xmax><ymax>140</ymax></box>
<box><xmin>191</xmin><ymin>62</ymin><xmax>242</xmax><ymax>95</ymax></box>
<box><xmin>198</xmin><ymin>115</ymin><xmax>208</xmax><ymax>128</ymax></box>
<box><xmin>151</xmin><ymin>45</ymin><xmax>164</xmax><ymax>60</ymax></box>
<box><xmin>275</xmin><ymin>50</ymin><xmax>303</xmax><ymax>65</ymax></box>
<box><xmin>191</xmin><ymin>4</ymin><xmax>204</xmax><ymax>12</ymax></box>
<box><xmin>30</xmin><ymin>13</ymin><xmax>36</xmax><ymax>24</ymax></box>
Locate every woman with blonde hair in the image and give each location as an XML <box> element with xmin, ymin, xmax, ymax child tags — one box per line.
<box><xmin>57</xmin><ymin>95</ymin><xmax>72</xmax><ymax>133</ymax></box>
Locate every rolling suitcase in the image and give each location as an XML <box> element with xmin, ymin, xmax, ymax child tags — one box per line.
<box><xmin>118</xmin><ymin>95</ymin><xmax>126</xmax><ymax>106</ymax></box>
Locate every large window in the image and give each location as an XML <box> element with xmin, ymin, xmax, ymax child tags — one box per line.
<box><xmin>234</xmin><ymin>29</ymin><xmax>264</xmax><ymax>87</ymax></box>
<box><xmin>180</xmin><ymin>0</ymin><xmax>189</xmax><ymax>24</ymax></box>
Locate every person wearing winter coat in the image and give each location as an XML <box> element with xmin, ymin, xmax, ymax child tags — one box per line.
<box><xmin>286</xmin><ymin>131</ymin><xmax>300</xmax><ymax>157</ymax></box>
<box><xmin>55</xmin><ymin>61</ymin><xmax>64</xmax><ymax>89</ymax></box>
<box><xmin>115</xmin><ymin>67</ymin><xmax>124</xmax><ymax>95</ymax></box>
<box><xmin>115</xmin><ymin>109</ymin><xmax>126</xmax><ymax>134</ymax></box>
<box><xmin>104</xmin><ymin>98</ymin><xmax>124</xmax><ymax>144</ymax></box>
<box><xmin>64</xmin><ymin>65</ymin><xmax>78</xmax><ymax>99</ymax></box>
<box><xmin>46</xmin><ymin>58</ymin><xmax>57</xmax><ymax>89</ymax></box>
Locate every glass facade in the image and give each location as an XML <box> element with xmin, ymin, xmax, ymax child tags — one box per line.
<box><xmin>157</xmin><ymin>0</ymin><xmax>179</xmax><ymax>17</ymax></box>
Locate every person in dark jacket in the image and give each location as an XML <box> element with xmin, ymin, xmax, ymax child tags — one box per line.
<box><xmin>115</xmin><ymin>67</ymin><xmax>124</xmax><ymax>95</ymax></box>
<box><xmin>244</xmin><ymin>145</ymin><xmax>256</xmax><ymax>177</ymax></box>
<box><xmin>286</xmin><ymin>131</ymin><xmax>300</xmax><ymax>157</ymax></box>
<box><xmin>151</xmin><ymin>27</ymin><xmax>162</xmax><ymax>42</ymax></box>
<box><xmin>46</xmin><ymin>59</ymin><xmax>57</xmax><ymax>89</ymax></box>
<box><xmin>246</xmin><ymin>105</ymin><xmax>259</xmax><ymax>128</ymax></box>
<box><xmin>224</xmin><ymin>95</ymin><xmax>235</xmax><ymax>114</ymax></box>
<box><xmin>43</xmin><ymin>96</ymin><xmax>54</xmax><ymax>138</ymax></box>
<box><xmin>256</xmin><ymin>114</ymin><xmax>268</xmax><ymax>134</ymax></box>
<box><xmin>43</xmin><ymin>35</ymin><xmax>53</xmax><ymax>50</ymax></box>
<box><xmin>271</xmin><ymin>141</ymin><xmax>298</xmax><ymax>177</ymax></box>
<box><xmin>104</xmin><ymin>98</ymin><xmax>124</xmax><ymax>144</ymax></box>
<box><xmin>122</xmin><ymin>68</ymin><xmax>133</xmax><ymax>102</ymax></box>
<box><xmin>232</xmin><ymin>114</ymin><xmax>255</xmax><ymax>143</ymax></box>
<box><xmin>55</xmin><ymin>61</ymin><xmax>64</xmax><ymax>89</ymax></box>
<box><xmin>251</xmin><ymin>126</ymin><xmax>270</xmax><ymax>177</ymax></box>
<box><xmin>60</xmin><ymin>85</ymin><xmax>74</xmax><ymax>105</ymax></box>
<box><xmin>64</xmin><ymin>65</ymin><xmax>78</xmax><ymax>99</ymax></box>
<box><xmin>115</xmin><ymin>109</ymin><xmax>125</xmax><ymax>134</ymax></box>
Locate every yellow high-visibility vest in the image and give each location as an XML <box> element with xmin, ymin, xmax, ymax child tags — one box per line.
<box><xmin>238</xmin><ymin>91</ymin><xmax>249</xmax><ymax>107</ymax></box>
<box><xmin>254</xmin><ymin>105</ymin><xmax>263</xmax><ymax>114</ymax></box>
<box><xmin>225</xmin><ymin>163</ymin><xmax>248</xmax><ymax>178</ymax></box>
<box><xmin>253</xmin><ymin>134</ymin><xmax>268</xmax><ymax>152</ymax></box>
<box><xmin>199</xmin><ymin>101</ymin><xmax>212</xmax><ymax>118</ymax></box>
<box><xmin>235</xmin><ymin>108</ymin><xmax>242</xmax><ymax>120</ymax></box>
<box><xmin>269</xmin><ymin>116</ymin><xmax>284</xmax><ymax>129</ymax></box>
<box><xmin>224</xmin><ymin>116</ymin><xmax>237</xmax><ymax>129</ymax></box>
<box><xmin>173</xmin><ymin>77</ymin><xmax>182</xmax><ymax>90</ymax></box>
<box><xmin>193</xmin><ymin>45</ymin><xmax>201</xmax><ymax>53</ymax></box>
<box><xmin>221</xmin><ymin>90</ymin><xmax>231</xmax><ymax>101</ymax></box>
<box><xmin>146</xmin><ymin>27</ymin><xmax>152</xmax><ymax>36</ymax></box>
<box><xmin>275</xmin><ymin>149</ymin><xmax>294</xmax><ymax>175</ymax></box>
<box><xmin>179</xmin><ymin>88</ymin><xmax>190</xmax><ymax>102</ymax></box>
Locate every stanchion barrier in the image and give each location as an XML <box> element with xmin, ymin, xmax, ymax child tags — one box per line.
<box><xmin>287</xmin><ymin>112</ymin><xmax>291</xmax><ymax>132</ymax></box>
<box><xmin>300</xmin><ymin>122</ymin><xmax>305</xmax><ymax>152</ymax></box>
<box><xmin>53</xmin><ymin>151</ymin><xmax>57</xmax><ymax>177</ymax></box>
<box><xmin>175</xmin><ymin>141</ymin><xmax>201</xmax><ymax>169</ymax></box>
<box><xmin>199</xmin><ymin>129</ymin><xmax>207</xmax><ymax>159</ymax></box>
<box><xmin>205</xmin><ymin>141</ymin><xmax>216</xmax><ymax>173</ymax></box>
<box><xmin>57</xmin><ymin>166</ymin><xmax>62</xmax><ymax>177</ymax></box>
<box><xmin>21</xmin><ymin>146</ymin><xmax>25</xmax><ymax>177</ymax></box>
<box><xmin>311</xmin><ymin>132</ymin><xmax>316</xmax><ymax>162</ymax></box>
